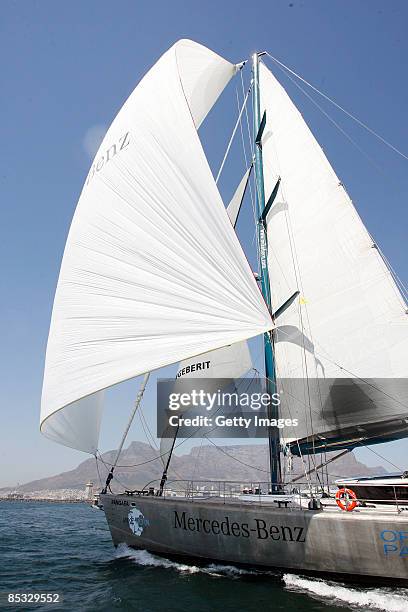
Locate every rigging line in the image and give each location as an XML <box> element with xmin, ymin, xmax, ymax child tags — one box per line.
<box><xmin>265</xmin><ymin>369</ymin><xmax>322</xmax><ymax>490</ymax></box>
<box><xmin>240</xmin><ymin>67</ymin><xmax>255</xmax><ymax>165</ymax></box>
<box><xmin>95</xmin><ymin>439</ymin><xmax>188</xmax><ymax>469</ymax></box>
<box><xmin>96</xmin><ymin>451</ymin><xmax>129</xmax><ymax>491</ymax></box>
<box><xmin>241</xmin><ymin>71</ymin><xmax>255</xmax><ymax>155</ymax></box>
<box><xmin>236</xmin><ymin>89</ymin><xmax>250</xmax><ymax>169</ymax></box>
<box><xmin>98</xmin><ymin>369</ymin><xmax>263</xmax><ymax>471</ymax></box>
<box><xmin>264</xmin><ymin>369</ymin><xmax>407</xmax><ymax>450</ymax></box>
<box><xmin>94</xmin><ymin>454</ymin><xmax>103</xmax><ymax>489</ymax></box>
<box><xmin>251</xmin><ymin>89</ymin><xmax>265</xmax><ymax>219</ymax></box>
<box><xmin>98</xmin><ymin>377</ymin><xmax>253</xmax><ymax>470</ymax></box>
<box><xmin>215</xmin><ymin>85</ymin><xmax>251</xmax><ymax>184</ymax></box>
<box><xmin>265</xmin><ymin>52</ymin><xmax>408</xmax><ymax>162</ymax></box>
<box><xmin>138</xmin><ymin>408</ymin><xmax>157</xmax><ymax>450</ymax></box>
<box><xmin>97</xmin><ymin>429</ymin><xmax>193</xmax><ymax>469</ymax></box>
<box><xmin>95</xmin><ymin>447</ymin><xmax>180</xmax><ymax>486</ymax></box>
<box><xmin>239</xmin><ymin>72</ymin><xmax>255</xmax><ymax>173</ymax></box>
<box><xmin>203</xmin><ymin>437</ymin><xmax>270</xmax><ymax>475</ymax></box>
<box><xmin>139</xmin><ymin>408</ymin><xmax>187</xmax><ymax>480</ymax></box>
<box><xmin>273</xmin><ymin>371</ymin><xmax>313</xmax><ymax>490</ymax></box>
<box><xmin>369</xmin><ymin>235</ymin><xmax>408</xmax><ymax>303</ymax></box>
<box><xmin>295</xmin><ymin>295</ymin><xmax>318</xmax><ymax>470</ymax></box>
<box><xmin>355</xmin><ymin>440</ymin><xmax>404</xmax><ymax>472</ymax></box>
<box><xmin>324</xmin><ymin>448</ymin><xmax>330</xmax><ymax>494</ymax></box>
<box><xmin>200</xmin><ymin>394</ymin><xmax>316</xmax><ymax>487</ymax></box>
<box><xmin>191</xmin><ymin>438</ymin><xmax>204</xmax><ymax>481</ymax></box>
<box><xmin>137</xmin><ymin>406</ymin><xmax>185</xmax><ymax>480</ymax></box>
<box><xmin>267</xmin><ymin>60</ymin><xmax>385</xmax><ymax>174</ymax></box>
<box><xmin>371</xmin><ymin>244</ymin><xmax>408</xmax><ymax>311</ymax></box>
<box><xmin>235</xmin><ymin>86</ymin><xmax>258</xmax><ymax>249</ymax></box>
<box><xmin>145</xmin><ymin>413</ymin><xmax>185</xmax><ymax>481</ymax></box>
<box><xmin>175</xmin><ymin>370</ymin><xmax>260</xmax><ymax>445</ymax></box>
<box><xmin>240</xmin><ymin>70</ymin><xmax>261</xmax><ymax>261</ymax></box>
<box><xmin>159</xmin><ymin>370</ymin><xmax>260</xmax><ymax>486</ymax></box>
<box><xmin>156</xmin><ymin>378</ymin><xmax>263</xmax><ymax>485</ymax></box>
<box><xmin>320</xmin><ymin>365</ymin><xmax>408</xmax><ymax>412</ymax></box>
<box><xmin>271</xmin><ymin>326</ymin><xmax>408</xmax><ymax>411</ymax></box>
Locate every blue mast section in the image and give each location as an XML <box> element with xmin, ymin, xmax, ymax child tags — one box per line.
<box><xmin>252</xmin><ymin>52</ymin><xmax>282</xmax><ymax>492</ymax></box>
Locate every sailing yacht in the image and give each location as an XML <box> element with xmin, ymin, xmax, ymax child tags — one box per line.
<box><xmin>40</xmin><ymin>40</ymin><xmax>408</xmax><ymax>583</ymax></box>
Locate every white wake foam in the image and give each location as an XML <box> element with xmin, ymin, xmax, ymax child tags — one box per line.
<box><xmin>284</xmin><ymin>573</ymin><xmax>408</xmax><ymax>611</ymax></box>
<box><xmin>116</xmin><ymin>546</ymin><xmax>201</xmax><ymax>573</ymax></box>
<box><xmin>115</xmin><ymin>545</ymin><xmax>257</xmax><ymax>577</ymax></box>
<box><xmin>116</xmin><ymin>545</ymin><xmax>408</xmax><ymax>610</ymax></box>
<box><xmin>206</xmin><ymin>563</ymin><xmax>258</xmax><ymax>577</ymax></box>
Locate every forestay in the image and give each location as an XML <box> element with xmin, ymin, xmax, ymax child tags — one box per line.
<box><xmin>40</xmin><ymin>41</ymin><xmax>274</xmax><ymax>453</ymax></box>
<box><xmin>259</xmin><ymin>62</ymin><xmax>408</xmax><ymax>452</ymax></box>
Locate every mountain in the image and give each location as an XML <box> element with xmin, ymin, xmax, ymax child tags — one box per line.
<box><xmin>9</xmin><ymin>441</ymin><xmax>387</xmax><ymax>493</ymax></box>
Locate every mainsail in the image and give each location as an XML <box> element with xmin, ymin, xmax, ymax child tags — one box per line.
<box><xmin>40</xmin><ymin>41</ymin><xmax>274</xmax><ymax>453</ymax></box>
<box><xmin>259</xmin><ymin>62</ymin><xmax>408</xmax><ymax>452</ymax></box>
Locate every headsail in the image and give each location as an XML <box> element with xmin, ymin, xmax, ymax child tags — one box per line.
<box><xmin>159</xmin><ymin>168</ymin><xmax>255</xmax><ymax>466</ymax></box>
<box><xmin>40</xmin><ymin>41</ymin><xmax>274</xmax><ymax>453</ymax></box>
<box><xmin>259</xmin><ymin>62</ymin><xmax>408</xmax><ymax>452</ymax></box>
<box><xmin>159</xmin><ymin>341</ymin><xmax>253</xmax><ymax>465</ymax></box>
<box><xmin>226</xmin><ymin>166</ymin><xmax>252</xmax><ymax>228</ymax></box>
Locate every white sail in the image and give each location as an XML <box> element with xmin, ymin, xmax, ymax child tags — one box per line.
<box><xmin>40</xmin><ymin>41</ymin><xmax>274</xmax><ymax>453</ymax></box>
<box><xmin>226</xmin><ymin>166</ymin><xmax>251</xmax><ymax>228</ymax></box>
<box><xmin>259</xmin><ymin>62</ymin><xmax>408</xmax><ymax>448</ymax></box>
<box><xmin>159</xmin><ymin>341</ymin><xmax>253</xmax><ymax>465</ymax></box>
<box><xmin>159</xmin><ymin>182</ymin><xmax>254</xmax><ymax>465</ymax></box>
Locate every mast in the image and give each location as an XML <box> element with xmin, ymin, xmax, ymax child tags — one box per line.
<box><xmin>252</xmin><ymin>52</ymin><xmax>282</xmax><ymax>492</ymax></box>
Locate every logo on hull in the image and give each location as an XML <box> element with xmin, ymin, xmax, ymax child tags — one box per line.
<box><xmin>380</xmin><ymin>530</ymin><xmax>408</xmax><ymax>557</ymax></box>
<box><xmin>128</xmin><ymin>507</ymin><xmax>150</xmax><ymax>536</ymax></box>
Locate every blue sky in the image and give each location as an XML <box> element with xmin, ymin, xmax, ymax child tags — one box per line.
<box><xmin>1</xmin><ymin>1</ymin><xmax>407</xmax><ymax>488</ymax></box>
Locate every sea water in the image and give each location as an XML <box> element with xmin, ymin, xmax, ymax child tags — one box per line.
<box><xmin>0</xmin><ymin>501</ymin><xmax>407</xmax><ymax>612</ymax></box>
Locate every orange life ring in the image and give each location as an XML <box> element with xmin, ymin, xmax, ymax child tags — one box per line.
<box><xmin>335</xmin><ymin>487</ymin><xmax>357</xmax><ymax>512</ymax></box>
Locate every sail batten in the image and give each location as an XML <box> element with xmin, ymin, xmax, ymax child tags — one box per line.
<box><xmin>40</xmin><ymin>41</ymin><xmax>273</xmax><ymax>453</ymax></box>
<box><xmin>260</xmin><ymin>61</ymin><xmax>408</xmax><ymax>452</ymax></box>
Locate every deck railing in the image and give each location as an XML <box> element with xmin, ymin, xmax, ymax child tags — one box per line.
<box><xmin>122</xmin><ymin>479</ymin><xmax>408</xmax><ymax>513</ymax></box>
